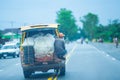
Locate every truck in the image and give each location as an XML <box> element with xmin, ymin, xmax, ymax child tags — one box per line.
<box><xmin>20</xmin><ymin>24</ymin><xmax>66</xmax><ymax>78</ymax></box>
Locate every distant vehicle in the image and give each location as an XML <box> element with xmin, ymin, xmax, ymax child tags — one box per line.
<box><xmin>0</xmin><ymin>44</ymin><xmax>19</xmax><ymax>59</ymax></box>
<box><xmin>76</xmin><ymin>39</ymin><xmax>81</xmax><ymax>43</ymax></box>
<box><xmin>98</xmin><ymin>38</ymin><xmax>103</xmax><ymax>43</ymax></box>
<box><xmin>20</xmin><ymin>24</ymin><xmax>66</xmax><ymax>78</ymax></box>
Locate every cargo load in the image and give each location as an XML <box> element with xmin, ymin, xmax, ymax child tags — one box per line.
<box><xmin>22</xmin><ymin>34</ymin><xmax>55</xmax><ymax>63</ymax></box>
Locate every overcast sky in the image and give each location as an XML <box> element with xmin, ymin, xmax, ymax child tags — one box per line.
<box><xmin>0</xmin><ymin>0</ymin><xmax>120</xmax><ymax>29</ymax></box>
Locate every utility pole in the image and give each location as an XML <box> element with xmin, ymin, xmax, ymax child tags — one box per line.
<box><xmin>23</xmin><ymin>22</ymin><xmax>27</xmax><ymax>26</ymax></box>
<box><xmin>10</xmin><ymin>21</ymin><xmax>14</xmax><ymax>40</ymax></box>
<box><xmin>11</xmin><ymin>21</ymin><xmax>14</xmax><ymax>29</ymax></box>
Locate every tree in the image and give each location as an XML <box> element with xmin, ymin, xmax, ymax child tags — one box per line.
<box><xmin>107</xmin><ymin>19</ymin><xmax>120</xmax><ymax>40</ymax></box>
<box><xmin>94</xmin><ymin>24</ymin><xmax>104</xmax><ymax>38</ymax></box>
<box><xmin>56</xmin><ymin>8</ymin><xmax>78</xmax><ymax>41</ymax></box>
<box><xmin>95</xmin><ymin>19</ymin><xmax>120</xmax><ymax>42</ymax></box>
<box><xmin>80</xmin><ymin>13</ymin><xmax>99</xmax><ymax>40</ymax></box>
<box><xmin>0</xmin><ymin>30</ymin><xmax>3</xmax><ymax>39</ymax></box>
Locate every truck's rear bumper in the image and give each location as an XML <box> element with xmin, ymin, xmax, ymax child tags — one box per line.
<box><xmin>22</xmin><ymin>61</ymin><xmax>65</xmax><ymax>72</ymax></box>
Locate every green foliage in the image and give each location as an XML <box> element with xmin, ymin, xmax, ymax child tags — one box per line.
<box><xmin>0</xmin><ymin>30</ymin><xmax>3</xmax><ymax>39</ymax></box>
<box><xmin>80</xmin><ymin>13</ymin><xmax>99</xmax><ymax>40</ymax></box>
<box><xmin>80</xmin><ymin>12</ymin><xmax>120</xmax><ymax>42</ymax></box>
<box><xmin>94</xmin><ymin>19</ymin><xmax>120</xmax><ymax>42</ymax></box>
<box><xmin>104</xmin><ymin>19</ymin><xmax>120</xmax><ymax>41</ymax></box>
<box><xmin>56</xmin><ymin>8</ymin><xmax>79</xmax><ymax>41</ymax></box>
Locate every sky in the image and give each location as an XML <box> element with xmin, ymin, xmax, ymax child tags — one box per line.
<box><xmin>0</xmin><ymin>0</ymin><xmax>120</xmax><ymax>30</ymax></box>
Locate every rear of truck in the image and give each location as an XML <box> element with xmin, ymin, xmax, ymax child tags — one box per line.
<box><xmin>20</xmin><ymin>24</ymin><xmax>65</xmax><ymax>78</ymax></box>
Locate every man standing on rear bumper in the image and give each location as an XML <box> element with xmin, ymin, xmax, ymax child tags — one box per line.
<box><xmin>54</xmin><ymin>33</ymin><xmax>67</xmax><ymax>60</ymax></box>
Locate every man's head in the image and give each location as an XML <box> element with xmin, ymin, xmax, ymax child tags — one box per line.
<box><xmin>59</xmin><ymin>33</ymin><xmax>65</xmax><ymax>38</ymax></box>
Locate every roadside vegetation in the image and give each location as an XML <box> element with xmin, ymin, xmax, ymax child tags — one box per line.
<box><xmin>56</xmin><ymin>8</ymin><xmax>120</xmax><ymax>42</ymax></box>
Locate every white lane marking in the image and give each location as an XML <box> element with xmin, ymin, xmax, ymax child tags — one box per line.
<box><xmin>89</xmin><ymin>45</ymin><xmax>102</xmax><ymax>53</ymax></box>
<box><xmin>112</xmin><ymin>58</ymin><xmax>116</xmax><ymax>61</ymax></box>
<box><xmin>90</xmin><ymin>45</ymin><xmax>117</xmax><ymax>61</ymax></box>
<box><xmin>66</xmin><ymin>44</ymin><xmax>78</xmax><ymax>64</ymax></box>
<box><xmin>15</xmin><ymin>63</ymin><xmax>20</xmax><ymax>65</ymax></box>
<box><xmin>106</xmin><ymin>54</ymin><xmax>109</xmax><ymax>57</ymax></box>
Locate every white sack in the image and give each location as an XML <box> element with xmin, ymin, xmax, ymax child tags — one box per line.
<box><xmin>22</xmin><ymin>37</ymin><xmax>34</xmax><ymax>46</ymax></box>
<box><xmin>22</xmin><ymin>34</ymin><xmax>55</xmax><ymax>58</ymax></box>
<box><xmin>34</xmin><ymin>34</ymin><xmax>55</xmax><ymax>58</ymax></box>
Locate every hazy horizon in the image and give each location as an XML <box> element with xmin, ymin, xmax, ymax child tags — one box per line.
<box><xmin>0</xmin><ymin>0</ymin><xmax>120</xmax><ymax>30</ymax></box>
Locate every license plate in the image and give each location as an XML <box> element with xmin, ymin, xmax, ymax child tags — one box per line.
<box><xmin>43</xmin><ymin>62</ymin><xmax>48</xmax><ymax>64</ymax></box>
<box><xmin>3</xmin><ymin>54</ymin><xmax>7</xmax><ymax>57</ymax></box>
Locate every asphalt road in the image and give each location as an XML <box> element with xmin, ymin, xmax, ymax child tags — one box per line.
<box><xmin>59</xmin><ymin>42</ymin><xmax>120</xmax><ymax>80</ymax></box>
<box><xmin>91</xmin><ymin>42</ymin><xmax>120</xmax><ymax>61</ymax></box>
<box><xmin>0</xmin><ymin>42</ymin><xmax>120</xmax><ymax>80</ymax></box>
<box><xmin>0</xmin><ymin>58</ymin><xmax>24</xmax><ymax>80</ymax></box>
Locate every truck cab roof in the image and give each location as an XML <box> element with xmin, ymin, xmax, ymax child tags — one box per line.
<box><xmin>20</xmin><ymin>24</ymin><xmax>59</xmax><ymax>31</ymax></box>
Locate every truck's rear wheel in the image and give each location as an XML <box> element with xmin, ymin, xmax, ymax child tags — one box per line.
<box><xmin>60</xmin><ymin>66</ymin><xmax>65</xmax><ymax>76</ymax></box>
<box><xmin>3</xmin><ymin>56</ymin><xmax>6</xmax><ymax>59</ymax></box>
<box><xmin>17</xmin><ymin>54</ymin><xmax>19</xmax><ymax>57</ymax></box>
<box><xmin>13</xmin><ymin>54</ymin><xmax>16</xmax><ymax>58</ymax></box>
<box><xmin>23</xmin><ymin>70</ymin><xmax>32</xmax><ymax>78</ymax></box>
